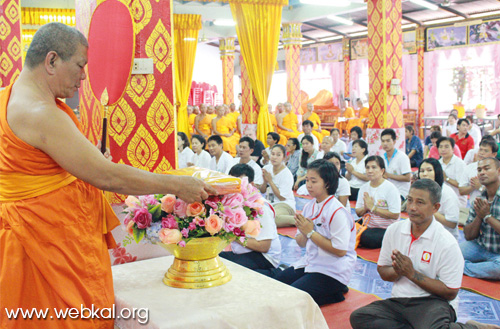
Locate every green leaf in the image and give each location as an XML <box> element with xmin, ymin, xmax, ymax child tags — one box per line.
<box><xmin>150</xmin><ymin>204</ymin><xmax>162</xmax><ymax>221</ymax></box>
<box><xmin>132</xmin><ymin>227</ymin><xmax>146</xmax><ymax>243</ymax></box>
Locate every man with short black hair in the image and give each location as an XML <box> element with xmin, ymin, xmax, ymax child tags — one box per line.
<box><xmin>297</xmin><ymin>120</ymin><xmax>319</xmax><ymax>150</ymax></box>
<box><xmin>351</xmin><ymin>179</ymin><xmax>498</xmax><ymax>329</ymax></box>
<box><xmin>208</xmin><ymin>135</ymin><xmax>234</xmax><ymax>173</ymax></box>
<box><xmin>226</xmin><ymin>136</ymin><xmax>263</xmax><ymax>187</ymax></box>
<box><xmin>451</xmin><ymin>118</ymin><xmax>475</xmax><ymax>160</ymax></box>
<box><xmin>381</xmin><ymin>129</ymin><xmax>411</xmax><ymax>201</ymax></box>
<box><xmin>461</xmin><ymin>157</ymin><xmax>500</xmax><ymax>280</ymax></box>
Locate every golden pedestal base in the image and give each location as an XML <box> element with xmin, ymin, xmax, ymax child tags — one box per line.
<box><xmin>158</xmin><ymin>236</ymin><xmax>232</xmax><ymax>289</ymax></box>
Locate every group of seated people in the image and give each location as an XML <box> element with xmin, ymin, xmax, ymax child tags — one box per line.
<box><xmin>178</xmin><ymin>103</ymin><xmax>500</xmax><ymax>328</ymax></box>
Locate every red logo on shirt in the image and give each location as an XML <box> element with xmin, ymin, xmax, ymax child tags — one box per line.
<box><xmin>421</xmin><ymin>251</ymin><xmax>432</xmax><ymax>263</ymax></box>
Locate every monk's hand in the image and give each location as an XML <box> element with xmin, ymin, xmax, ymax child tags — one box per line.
<box><xmin>474</xmin><ymin>198</ymin><xmax>490</xmax><ymax>220</ymax></box>
<box><xmin>176</xmin><ymin>177</ymin><xmax>216</xmax><ymax>203</ymax></box>
<box><xmin>295</xmin><ymin>214</ymin><xmax>314</xmax><ymax>236</ymax></box>
<box><xmin>391</xmin><ymin>250</ymin><xmax>415</xmax><ymax>278</ymax></box>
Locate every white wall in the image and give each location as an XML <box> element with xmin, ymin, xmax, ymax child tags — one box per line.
<box><xmin>192</xmin><ymin>43</ymin><xmax>223</xmax><ymax>94</ymax></box>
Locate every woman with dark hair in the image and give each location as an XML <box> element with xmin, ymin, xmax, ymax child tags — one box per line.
<box><xmin>323</xmin><ymin>152</ymin><xmax>350</xmax><ymax>207</ymax></box>
<box><xmin>187</xmin><ymin>134</ymin><xmax>211</xmax><ymax>169</ymax></box>
<box><xmin>265</xmin><ymin>159</ymin><xmax>356</xmax><ymax>306</ymax></box>
<box><xmin>345</xmin><ymin>139</ymin><xmax>369</xmax><ymax>201</ymax></box>
<box><xmin>177</xmin><ymin>132</ymin><xmax>193</xmax><ymax>169</ymax></box>
<box><xmin>355</xmin><ymin>155</ymin><xmax>401</xmax><ymax>249</ymax></box>
<box><xmin>260</xmin><ymin>144</ymin><xmax>296</xmax><ymax>227</ymax></box>
<box><xmin>343</xmin><ymin>126</ymin><xmax>363</xmax><ymax>161</ymax></box>
<box><xmin>294</xmin><ymin>135</ymin><xmax>319</xmax><ymax>189</ymax></box>
<box><xmin>285</xmin><ymin>138</ymin><xmax>301</xmax><ymax>177</ymax></box>
<box><xmin>418</xmin><ymin>158</ymin><xmax>459</xmax><ymax>239</ymax></box>
<box><xmin>437</xmin><ymin>136</ymin><xmax>466</xmax><ymax>207</ymax></box>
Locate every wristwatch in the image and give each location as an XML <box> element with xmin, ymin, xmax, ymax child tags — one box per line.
<box><xmin>306</xmin><ymin>230</ymin><xmax>315</xmax><ymax>239</ymax></box>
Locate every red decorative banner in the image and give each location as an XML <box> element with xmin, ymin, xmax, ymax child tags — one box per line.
<box><xmin>0</xmin><ymin>0</ymin><xmax>23</xmax><ymax>87</ymax></box>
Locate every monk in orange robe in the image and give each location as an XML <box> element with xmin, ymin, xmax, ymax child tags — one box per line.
<box><xmin>0</xmin><ymin>23</ymin><xmax>214</xmax><ymax>329</ymax></box>
<box><xmin>194</xmin><ymin>104</ymin><xmax>212</xmax><ymax>138</ymax></box>
<box><xmin>335</xmin><ymin>98</ymin><xmax>355</xmax><ymax>136</ymax></box>
<box><xmin>302</xmin><ymin>103</ymin><xmax>330</xmax><ymax>143</ymax></box>
<box><xmin>188</xmin><ymin>105</ymin><xmax>197</xmax><ymax>134</ymax></box>
<box><xmin>212</xmin><ymin>105</ymin><xmax>239</xmax><ymax>156</ymax></box>
<box><xmin>277</xmin><ymin>102</ymin><xmax>301</xmax><ymax>139</ymax></box>
<box><xmin>268</xmin><ymin>105</ymin><xmax>287</xmax><ymax>145</ymax></box>
<box><xmin>346</xmin><ymin>98</ymin><xmax>370</xmax><ymax>132</ymax></box>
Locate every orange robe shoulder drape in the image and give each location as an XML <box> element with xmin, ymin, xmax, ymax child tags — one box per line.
<box><xmin>277</xmin><ymin>112</ymin><xmax>300</xmax><ymax>139</ymax></box>
<box><xmin>215</xmin><ymin>116</ymin><xmax>239</xmax><ymax>156</ymax></box>
<box><xmin>346</xmin><ymin>107</ymin><xmax>369</xmax><ymax>132</ymax></box>
<box><xmin>188</xmin><ymin>113</ymin><xmax>197</xmax><ymax>134</ymax></box>
<box><xmin>196</xmin><ymin>114</ymin><xmax>212</xmax><ymax>136</ymax></box>
<box><xmin>0</xmin><ymin>84</ymin><xmax>119</xmax><ymax>329</ymax></box>
<box><xmin>270</xmin><ymin>114</ymin><xmax>287</xmax><ymax>145</ymax></box>
<box><xmin>335</xmin><ymin>107</ymin><xmax>355</xmax><ymax>132</ymax></box>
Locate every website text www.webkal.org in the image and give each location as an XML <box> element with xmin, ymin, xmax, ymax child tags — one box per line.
<box><xmin>4</xmin><ymin>304</ymin><xmax>149</xmax><ymax>324</ymax></box>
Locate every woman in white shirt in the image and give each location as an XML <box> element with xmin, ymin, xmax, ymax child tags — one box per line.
<box><xmin>437</xmin><ymin>136</ymin><xmax>467</xmax><ymax>207</ymax></box>
<box><xmin>444</xmin><ymin>113</ymin><xmax>458</xmax><ymax>137</ymax></box>
<box><xmin>177</xmin><ymin>132</ymin><xmax>193</xmax><ymax>169</ymax></box>
<box><xmin>260</xmin><ymin>144</ymin><xmax>296</xmax><ymax>227</ymax></box>
<box><xmin>294</xmin><ymin>135</ymin><xmax>320</xmax><ymax>189</ymax></box>
<box><xmin>323</xmin><ymin>152</ymin><xmax>351</xmax><ymax>207</ymax></box>
<box><xmin>345</xmin><ymin>139</ymin><xmax>369</xmax><ymax>202</ymax></box>
<box><xmin>355</xmin><ymin>155</ymin><xmax>401</xmax><ymax>249</ymax></box>
<box><xmin>187</xmin><ymin>134</ymin><xmax>211</xmax><ymax>169</ymax></box>
<box><xmin>418</xmin><ymin>158</ymin><xmax>459</xmax><ymax>239</ymax></box>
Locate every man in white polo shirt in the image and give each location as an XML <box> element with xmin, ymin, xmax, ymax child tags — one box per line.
<box><xmin>207</xmin><ymin>135</ymin><xmax>234</xmax><ymax>174</ymax></box>
<box><xmin>351</xmin><ymin>179</ymin><xmax>497</xmax><ymax>329</ymax></box>
<box><xmin>226</xmin><ymin>136</ymin><xmax>263</xmax><ymax>187</ymax></box>
<box><xmin>330</xmin><ymin>128</ymin><xmax>347</xmax><ymax>156</ymax></box>
<box><xmin>381</xmin><ymin>129</ymin><xmax>411</xmax><ymax>202</ymax></box>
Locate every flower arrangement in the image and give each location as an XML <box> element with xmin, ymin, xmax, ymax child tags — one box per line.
<box><xmin>123</xmin><ymin>177</ymin><xmax>264</xmax><ymax>247</ymax></box>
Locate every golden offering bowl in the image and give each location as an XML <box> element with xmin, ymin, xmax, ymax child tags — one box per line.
<box><xmin>158</xmin><ymin>236</ymin><xmax>232</xmax><ymax>289</ymax></box>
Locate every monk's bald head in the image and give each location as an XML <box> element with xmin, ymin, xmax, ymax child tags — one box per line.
<box><xmin>25</xmin><ymin>22</ymin><xmax>88</xmax><ymax>69</ymax></box>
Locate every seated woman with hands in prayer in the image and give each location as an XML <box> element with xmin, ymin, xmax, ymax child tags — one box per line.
<box><xmin>294</xmin><ymin>135</ymin><xmax>320</xmax><ymax>189</ymax></box>
<box><xmin>261</xmin><ymin>159</ymin><xmax>356</xmax><ymax>306</ymax></box>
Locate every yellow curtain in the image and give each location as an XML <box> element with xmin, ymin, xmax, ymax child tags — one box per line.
<box><xmin>229</xmin><ymin>0</ymin><xmax>287</xmax><ymax>146</ymax></box>
<box><xmin>174</xmin><ymin>14</ymin><xmax>202</xmax><ymax>139</ymax></box>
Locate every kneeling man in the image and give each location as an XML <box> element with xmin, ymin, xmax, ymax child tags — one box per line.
<box><xmin>350</xmin><ymin>179</ymin><xmax>499</xmax><ymax>329</ymax></box>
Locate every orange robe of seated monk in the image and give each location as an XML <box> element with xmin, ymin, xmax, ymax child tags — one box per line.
<box><xmin>188</xmin><ymin>113</ymin><xmax>196</xmax><ymax>134</ymax></box>
<box><xmin>277</xmin><ymin>112</ymin><xmax>301</xmax><ymax>139</ymax></box>
<box><xmin>214</xmin><ymin>116</ymin><xmax>239</xmax><ymax>156</ymax></box>
<box><xmin>0</xmin><ymin>84</ymin><xmax>120</xmax><ymax>329</ymax></box>
<box><xmin>270</xmin><ymin>114</ymin><xmax>287</xmax><ymax>145</ymax></box>
<box><xmin>335</xmin><ymin>107</ymin><xmax>355</xmax><ymax>133</ymax></box>
<box><xmin>304</xmin><ymin>112</ymin><xmax>330</xmax><ymax>143</ymax></box>
<box><xmin>346</xmin><ymin>107</ymin><xmax>369</xmax><ymax>132</ymax></box>
<box><xmin>196</xmin><ymin>114</ymin><xmax>212</xmax><ymax>137</ymax></box>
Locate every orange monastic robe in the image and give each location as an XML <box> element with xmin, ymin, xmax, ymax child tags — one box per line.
<box><xmin>278</xmin><ymin>112</ymin><xmax>301</xmax><ymax>139</ymax></box>
<box><xmin>0</xmin><ymin>85</ymin><xmax>119</xmax><ymax>329</ymax></box>
<box><xmin>270</xmin><ymin>114</ymin><xmax>287</xmax><ymax>145</ymax></box>
<box><xmin>188</xmin><ymin>113</ymin><xmax>196</xmax><ymax>134</ymax></box>
<box><xmin>335</xmin><ymin>107</ymin><xmax>355</xmax><ymax>133</ymax></box>
<box><xmin>346</xmin><ymin>107</ymin><xmax>369</xmax><ymax>132</ymax></box>
<box><xmin>215</xmin><ymin>116</ymin><xmax>239</xmax><ymax>156</ymax></box>
<box><xmin>196</xmin><ymin>114</ymin><xmax>212</xmax><ymax>137</ymax></box>
<box><xmin>305</xmin><ymin>112</ymin><xmax>330</xmax><ymax>143</ymax></box>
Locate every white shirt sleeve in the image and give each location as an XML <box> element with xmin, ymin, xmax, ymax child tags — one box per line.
<box><xmin>329</xmin><ymin>207</ymin><xmax>352</xmax><ymax>251</ymax></box>
<box><xmin>440</xmin><ymin>185</ymin><xmax>459</xmax><ymax>224</ymax></box>
<box><xmin>251</xmin><ymin>162</ymin><xmax>264</xmax><ymax>185</ymax></box>
<box><xmin>377</xmin><ymin>223</ymin><xmax>396</xmax><ymax>266</ymax></box>
<box><xmin>385</xmin><ymin>181</ymin><xmax>402</xmax><ymax>214</ymax></box>
<box><xmin>254</xmin><ymin>203</ymin><xmax>278</xmax><ymax>241</ymax></box>
<box><xmin>435</xmin><ymin>241</ymin><xmax>465</xmax><ymax>289</ymax></box>
<box><xmin>336</xmin><ymin>177</ymin><xmax>351</xmax><ymax>197</ymax></box>
<box><xmin>355</xmin><ymin>182</ymin><xmax>368</xmax><ymax>209</ymax></box>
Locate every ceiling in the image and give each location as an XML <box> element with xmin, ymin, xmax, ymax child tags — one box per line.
<box><xmin>20</xmin><ymin>0</ymin><xmax>500</xmax><ymax>49</ymax></box>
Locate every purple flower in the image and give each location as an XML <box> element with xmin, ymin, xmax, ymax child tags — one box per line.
<box><xmin>181</xmin><ymin>228</ymin><xmax>189</xmax><ymax>238</ymax></box>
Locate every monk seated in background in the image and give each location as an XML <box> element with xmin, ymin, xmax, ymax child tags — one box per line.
<box><xmin>277</xmin><ymin>102</ymin><xmax>301</xmax><ymax>140</ymax></box>
<box><xmin>194</xmin><ymin>104</ymin><xmax>212</xmax><ymax>138</ymax></box>
<box><xmin>212</xmin><ymin>105</ymin><xmax>239</xmax><ymax>157</ymax></box>
<box><xmin>188</xmin><ymin>105</ymin><xmax>198</xmax><ymax>135</ymax></box>
<box><xmin>346</xmin><ymin>98</ymin><xmax>369</xmax><ymax>133</ymax></box>
<box><xmin>335</xmin><ymin>98</ymin><xmax>355</xmax><ymax>136</ymax></box>
<box><xmin>268</xmin><ymin>104</ymin><xmax>287</xmax><ymax>145</ymax></box>
<box><xmin>302</xmin><ymin>103</ymin><xmax>329</xmax><ymax>143</ymax></box>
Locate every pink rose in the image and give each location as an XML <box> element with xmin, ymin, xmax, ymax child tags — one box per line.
<box><xmin>242</xmin><ymin>220</ymin><xmax>261</xmax><ymax>238</ymax></box>
<box><xmin>224</xmin><ymin>222</ymin><xmax>235</xmax><ymax>233</ymax></box>
<box><xmin>125</xmin><ymin>196</ymin><xmax>141</xmax><ymax>208</ymax></box>
<box><xmin>178</xmin><ymin>241</ymin><xmax>186</xmax><ymax>247</ymax></box>
<box><xmin>126</xmin><ymin>220</ymin><xmax>135</xmax><ymax>235</ymax></box>
<box><xmin>222</xmin><ymin>194</ymin><xmax>244</xmax><ymax>209</ymax></box>
<box><xmin>174</xmin><ymin>199</ymin><xmax>188</xmax><ymax>218</ymax></box>
<box><xmin>161</xmin><ymin>214</ymin><xmax>178</xmax><ymax>229</ymax></box>
<box><xmin>205</xmin><ymin>214</ymin><xmax>223</xmax><ymax>235</ymax></box>
<box><xmin>132</xmin><ymin>208</ymin><xmax>152</xmax><ymax>229</ymax></box>
<box><xmin>228</xmin><ymin>208</ymin><xmax>248</xmax><ymax>228</ymax></box>
<box><xmin>140</xmin><ymin>195</ymin><xmax>158</xmax><ymax>206</ymax></box>
<box><xmin>186</xmin><ymin>202</ymin><xmax>205</xmax><ymax>217</ymax></box>
<box><xmin>161</xmin><ymin>194</ymin><xmax>176</xmax><ymax>213</ymax></box>
<box><xmin>240</xmin><ymin>177</ymin><xmax>249</xmax><ymax>197</ymax></box>
<box><xmin>159</xmin><ymin>228</ymin><xmax>182</xmax><ymax>244</ymax></box>
<box><xmin>223</xmin><ymin>206</ymin><xmax>235</xmax><ymax>219</ymax></box>
<box><xmin>194</xmin><ymin>216</ymin><xmax>205</xmax><ymax>227</ymax></box>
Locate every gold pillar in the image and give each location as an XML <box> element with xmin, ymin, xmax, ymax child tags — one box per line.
<box><xmin>417</xmin><ymin>27</ymin><xmax>425</xmax><ymax>138</ymax></box>
<box><xmin>366</xmin><ymin>0</ymin><xmax>404</xmax><ymax>152</ymax></box>
<box><xmin>282</xmin><ymin>23</ymin><xmax>302</xmax><ymax>115</ymax></box>
<box><xmin>219</xmin><ymin>37</ymin><xmax>235</xmax><ymax>105</ymax></box>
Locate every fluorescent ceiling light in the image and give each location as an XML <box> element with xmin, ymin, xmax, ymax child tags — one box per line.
<box><xmin>327</xmin><ymin>15</ymin><xmax>354</xmax><ymax>26</ymax></box>
<box><xmin>213</xmin><ymin>19</ymin><xmax>236</xmax><ymax>26</ymax></box>
<box><xmin>300</xmin><ymin>0</ymin><xmax>350</xmax><ymax>6</ymax></box>
<box><xmin>350</xmin><ymin>30</ymin><xmax>368</xmax><ymax>37</ymax></box>
<box><xmin>470</xmin><ymin>10</ymin><xmax>500</xmax><ymax>18</ymax></box>
<box><xmin>302</xmin><ymin>40</ymin><xmax>315</xmax><ymax>45</ymax></box>
<box><xmin>423</xmin><ymin>16</ymin><xmax>464</xmax><ymax>25</ymax></box>
<box><xmin>409</xmin><ymin>0</ymin><xmax>438</xmax><ymax>10</ymax></box>
<box><xmin>320</xmin><ymin>35</ymin><xmax>343</xmax><ymax>41</ymax></box>
<box><xmin>402</xmin><ymin>23</ymin><xmax>417</xmax><ymax>29</ymax></box>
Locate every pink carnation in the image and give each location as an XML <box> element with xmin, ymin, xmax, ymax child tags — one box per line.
<box><xmin>174</xmin><ymin>199</ymin><xmax>188</xmax><ymax>218</ymax></box>
<box><xmin>194</xmin><ymin>217</ymin><xmax>205</xmax><ymax>227</ymax></box>
<box><xmin>161</xmin><ymin>214</ymin><xmax>178</xmax><ymax>229</ymax></box>
<box><xmin>178</xmin><ymin>241</ymin><xmax>186</xmax><ymax>247</ymax></box>
<box><xmin>188</xmin><ymin>222</ymin><xmax>197</xmax><ymax>231</ymax></box>
<box><xmin>181</xmin><ymin>228</ymin><xmax>189</xmax><ymax>238</ymax></box>
<box><xmin>132</xmin><ymin>207</ymin><xmax>152</xmax><ymax>229</ymax></box>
